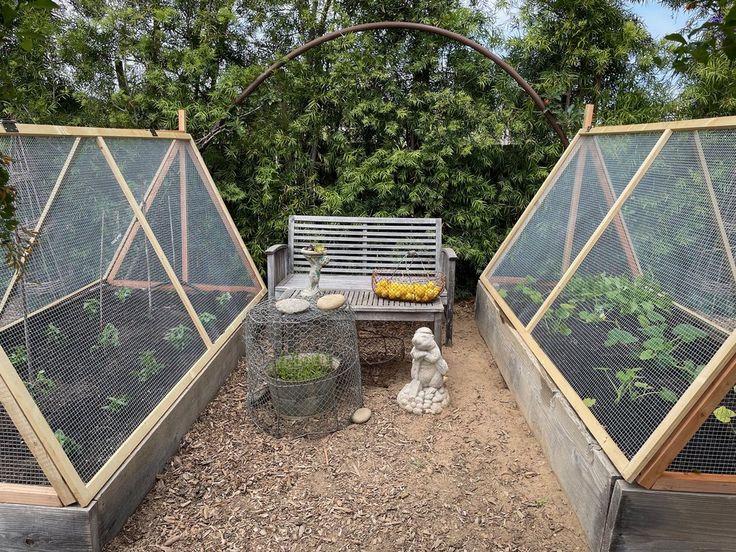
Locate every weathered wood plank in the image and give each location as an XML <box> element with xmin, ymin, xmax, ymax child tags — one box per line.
<box><xmin>475</xmin><ymin>283</ymin><xmax>619</xmax><ymax>552</ymax></box>
<box><xmin>602</xmin><ymin>479</ymin><xmax>736</xmax><ymax>551</ymax></box>
<box><xmin>0</xmin><ymin>501</ymin><xmax>98</xmax><ymax>551</ymax></box>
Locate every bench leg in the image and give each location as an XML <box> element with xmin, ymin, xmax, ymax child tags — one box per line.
<box><xmin>433</xmin><ymin>315</ymin><xmax>442</xmax><ymax>350</ymax></box>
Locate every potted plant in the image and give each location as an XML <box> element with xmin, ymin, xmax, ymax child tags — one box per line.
<box><xmin>266</xmin><ymin>352</ymin><xmax>339</xmax><ymax>417</ymax></box>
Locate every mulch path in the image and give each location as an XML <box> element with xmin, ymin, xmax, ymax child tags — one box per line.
<box><xmin>107</xmin><ymin>301</ymin><xmax>587</xmax><ymax>552</ymax></box>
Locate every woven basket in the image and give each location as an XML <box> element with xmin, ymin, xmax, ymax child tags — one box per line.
<box><xmin>371</xmin><ymin>271</ymin><xmax>446</xmax><ymax>303</ymax></box>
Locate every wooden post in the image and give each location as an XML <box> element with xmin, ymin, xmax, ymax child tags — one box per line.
<box><xmin>562</xmin><ymin>145</ymin><xmax>588</xmax><ymax>270</ymax></box>
<box><xmin>178</xmin><ymin>110</ymin><xmax>186</xmax><ymax>132</ymax></box>
<box><xmin>583</xmin><ymin>104</ymin><xmax>595</xmax><ymax>130</ymax></box>
<box><xmin>179</xmin><ymin>142</ymin><xmax>189</xmax><ymax>282</ymax></box>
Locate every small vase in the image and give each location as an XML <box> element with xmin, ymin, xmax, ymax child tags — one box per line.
<box><xmin>300</xmin><ymin>248</ymin><xmax>329</xmax><ymax>298</ymax></box>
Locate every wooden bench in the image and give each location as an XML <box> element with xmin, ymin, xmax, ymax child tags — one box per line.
<box><xmin>266</xmin><ymin>216</ymin><xmax>456</xmax><ymax>346</ymax></box>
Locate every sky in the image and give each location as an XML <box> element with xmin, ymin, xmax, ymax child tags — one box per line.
<box><xmin>628</xmin><ymin>1</ymin><xmax>688</xmax><ymax>39</ymax></box>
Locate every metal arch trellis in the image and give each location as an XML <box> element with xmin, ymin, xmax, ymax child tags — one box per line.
<box><xmin>197</xmin><ymin>20</ymin><xmax>569</xmax><ymax>150</ymax></box>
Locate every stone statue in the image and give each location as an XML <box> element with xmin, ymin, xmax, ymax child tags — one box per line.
<box><xmin>300</xmin><ymin>247</ymin><xmax>330</xmax><ymax>298</ymax></box>
<box><xmin>397</xmin><ymin>327</ymin><xmax>450</xmax><ymax>415</ymax></box>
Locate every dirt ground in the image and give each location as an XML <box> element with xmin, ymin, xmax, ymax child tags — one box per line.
<box><xmin>107</xmin><ymin>301</ymin><xmax>587</xmax><ymax>552</ymax></box>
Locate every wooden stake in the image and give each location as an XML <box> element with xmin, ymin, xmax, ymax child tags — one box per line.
<box><xmin>583</xmin><ymin>104</ymin><xmax>595</xmax><ymax>130</ymax></box>
<box><xmin>178</xmin><ymin>110</ymin><xmax>186</xmax><ymax>132</ymax></box>
<box><xmin>180</xmin><ymin>142</ymin><xmax>189</xmax><ymax>282</ymax></box>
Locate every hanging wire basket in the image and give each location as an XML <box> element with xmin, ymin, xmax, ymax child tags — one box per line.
<box><xmin>371</xmin><ymin>251</ymin><xmax>445</xmax><ymax>303</ymax></box>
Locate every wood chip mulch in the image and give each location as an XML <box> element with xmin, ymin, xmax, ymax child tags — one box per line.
<box><xmin>107</xmin><ymin>301</ymin><xmax>587</xmax><ymax>552</ymax></box>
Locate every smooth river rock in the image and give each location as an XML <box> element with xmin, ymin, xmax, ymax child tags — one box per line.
<box><xmin>275</xmin><ymin>298</ymin><xmax>310</xmax><ymax>314</ymax></box>
<box><xmin>351</xmin><ymin>407</ymin><xmax>372</xmax><ymax>424</ymax></box>
<box><xmin>317</xmin><ymin>293</ymin><xmax>346</xmax><ymax>311</ymax></box>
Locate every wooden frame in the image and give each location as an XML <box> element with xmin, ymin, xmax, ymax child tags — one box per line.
<box><xmin>480</xmin><ymin>115</ymin><xmax>736</xmax><ymax>486</ymax></box>
<box><xmin>0</xmin><ymin>124</ymin><xmax>265</xmax><ymax>507</ymax></box>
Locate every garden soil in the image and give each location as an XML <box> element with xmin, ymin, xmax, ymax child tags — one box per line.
<box><xmin>107</xmin><ymin>300</ymin><xmax>587</xmax><ymax>552</ymax></box>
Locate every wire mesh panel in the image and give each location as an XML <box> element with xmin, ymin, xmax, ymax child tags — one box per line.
<box><xmin>0</xmin><ymin>404</ymin><xmax>48</xmax><ymax>485</ymax></box>
<box><xmin>530</xmin><ymin>132</ymin><xmax>734</xmax><ymax>459</ymax></box>
<box><xmin>105</xmin><ymin>138</ymin><xmax>174</xmax><ymax>202</ymax></box>
<box><xmin>245</xmin><ymin>299</ymin><xmax>363</xmax><ymax>438</ymax></box>
<box><xmin>669</xmin><ymin>386</ymin><xmax>736</xmax><ymax>475</ymax></box>
<box><xmin>0</xmin><ymin>135</ymin><xmax>77</xmax><ymax>299</ymax></box>
<box><xmin>488</xmin><ymin>133</ymin><xmax>660</xmax><ymax>324</ymax></box>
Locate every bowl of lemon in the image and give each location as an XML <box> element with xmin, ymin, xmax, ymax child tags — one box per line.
<box><xmin>371</xmin><ymin>272</ymin><xmax>445</xmax><ymax>303</ymax></box>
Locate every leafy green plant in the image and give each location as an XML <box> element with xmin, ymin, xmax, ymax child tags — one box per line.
<box><xmin>272</xmin><ymin>353</ymin><xmax>333</xmax><ymax>382</ymax></box>
<box><xmin>595</xmin><ymin>367</ymin><xmax>679</xmax><ymax>405</ymax></box>
<box><xmin>132</xmin><ymin>350</ymin><xmax>163</xmax><ymax>383</ymax></box>
<box><xmin>93</xmin><ymin>323</ymin><xmax>120</xmax><ymax>351</ymax></box>
<box><xmin>513</xmin><ymin>276</ymin><xmax>544</xmax><ymax>305</ymax></box>
<box><xmin>102</xmin><ymin>395</ymin><xmax>129</xmax><ymax>413</ymax></box>
<box><xmin>54</xmin><ymin>429</ymin><xmax>80</xmax><ymax>455</ymax></box>
<box><xmin>26</xmin><ymin>370</ymin><xmax>56</xmax><ymax>397</ymax></box>
<box><xmin>198</xmin><ymin>312</ymin><xmax>216</xmax><ymax>326</ymax></box>
<box><xmin>215</xmin><ymin>292</ymin><xmax>232</xmax><ymax>308</ymax></box>
<box><xmin>45</xmin><ymin>323</ymin><xmax>63</xmax><ymax>346</ymax></box>
<box><xmin>714</xmin><ymin>405</ymin><xmax>736</xmax><ymax>434</ymax></box>
<box><xmin>582</xmin><ymin>397</ymin><xmax>596</xmax><ymax>407</ymax></box>
<box><xmin>115</xmin><ymin>287</ymin><xmax>132</xmax><ymax>303</ymax></box>
<box><xmin>163</xmin><ymin>324</ymin><xmax>193</xmax><ymax>351</ymax></box>
<box><xmin>7</xmin><ymin>345</ymin><xmax>27</xmax><ymax>366</ymax></box>
<box><xmin>83</xmin><ymin>298</ymin><xmax>100</xmax><ymax>318</ymax></box>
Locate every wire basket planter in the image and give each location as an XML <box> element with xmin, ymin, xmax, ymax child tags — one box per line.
<box><xmin>371</xmin><ymin>251</ymin><xmax>445</xmax><ymax>303</ymax></box>
<box><xmin>244</xmin><ymin>298</ymin><xmax>363</xmax><ymax>438</ymax></box>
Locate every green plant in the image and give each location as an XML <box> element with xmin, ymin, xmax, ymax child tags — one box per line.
<box><xmin>7</xmin><ymin>345</ymin><xmax>27</xmax><ymax>366</ymax></box>
<box><xmin>513</xmin><ymin>276</ymin><xmax>544</xmax><ymax>305</ymax></box>
<box><xmin>163</xmin><ymin>324</ymin><xmax>193</xmax><ymax>351</ymax></box>
<box><xmin>595</xmin><ymin>367</ymin><xmax>678</xmax><ymax>405</ymax></box>
<box><xmin>96</xmin><ymin>323</ymin><xmax>121</xmax><ymax>351</ymax></box>
<box><xmin>83</xmin><ymin>298</ymin><xmax>100</xmax><ymax>318</ymax></box>
<box><xmin>54</xmin><ymin>429</ymin><xmax>80</xmax><ymax>455</ymax></box>
<box><xmin>714</xmin><ymin>405</ymin><xmax>736</xmax><ymax>435</ymax></box>
<box><xmin>26</xmin><ymin>370</ymin><xmax>56</xmax><ymax>397</ymax></box>
<box><xmin>272</xmin><ymin>353</ymin><xmax>333</xmax><ymax>382</ymax></box>
<box><xmin>115</xmin><ymin>287</ymin><xmax>132</xmax><ymax>303</ymax></box>
<box><xmin>132</xmin><ymin>350</ymin><xmax>163</xmax><ymax>382</ymax></box>
<box><xmin>215</xmin><ymin>292</ymin><xmax>232</xmax><ymax>308</ymax></box>
<box><xmin>102</xmin><ymin>394</ymin><xmax>129</xmax><ymax>413</ymax></box>
<box><xmin>198</xmin><ymin>312</ymin><xmax>216</xmax><ymax>326</ymax></box>
<box><xmin>45</xmin><ymin>323</ymin><xmax>63</xmax><ymax>346</ymax></box>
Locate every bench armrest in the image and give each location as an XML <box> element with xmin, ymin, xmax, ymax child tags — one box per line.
<box><xmin>266</xmin><ymin>244</ymin><xmax>289</xmax><ymax>298</ymax></box>
<box><xmin>441</xmin><ymin>247</ymin><xmax>457</xmax><ymax>346</ymax></box>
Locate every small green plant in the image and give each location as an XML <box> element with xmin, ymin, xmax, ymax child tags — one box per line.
<box><xmin>115</xmin><ymin>287</ymin><xmax>132</xmax><ymax>303</ymax></box>
<box><xmin>83</xmin><ymin>298</ymin><xmax>100</xmax><ymax>318</ymax></box>
<box><xmin>102</xmin><ymin>395</ymin><xmax>130</xmax><ymax>413</ymax></box>
<box><xmin>94</xmin><ymin>323</ymin><xmax>121</xmax><ymax>351</ymax></box>
<box><xmin>215</xmin><ymin>292</ymin><xmax>232</xmax><ymax>308</ymax></box>
<box><xmin>7</xmin><ymin>345</ymin><xmax>27</xmax><ymax>367</ymax></box>
<box><xmin>595</xmin><ymin>367</ymin><xmax>678</xmax><ymax>405</ymax></box>
<box><xmin>26</xmin><ymin>370</ymin><xmax>56</xmax><ymax>397</ymax></box>
<box><xmin>582</xmin><ymin>397</ymin><xmax>596</xmax><ymax>407</ymax></box>
<box><xmin>714</xmin><ymin>405</ymin><xmax>736</xmax><ymax>434</ymax></box>
<box><xmin>272</xmin><ymin>353</ymin><xmax>333</xmax><ymax>382</ymax></box>
<box><xmin>164</xmin><ymin>324</ymin><xmax>193</xmax><ymax>351</ymax></box>
<box><xmin>54</xmin><ymin>429</ymin><xmax>80</xmax><ymax>455</ymax></box>
<box><xmin>198</xmin><ymin>312</ymin><xmax>216</xmax><ymax>326</ymax></box>
<box><xmin>513</xmin><ymin>276</ymin><xmax>543</xmax><ymax>305</ymax></box>
<box><xmin>132</xmin><ymin>350</ymin><xmax>163</xmax><ymax>382</ymax></box>
<box><xmin>45</xmin><ymin>323</ymin><xmax>63</xmax><ymax>346</ymax></box>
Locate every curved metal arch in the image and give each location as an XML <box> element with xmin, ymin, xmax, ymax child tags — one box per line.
<box><xmin>198</xmin><ymin>21</ymin><xmax>568</xmax><ymax>148</ymax></box>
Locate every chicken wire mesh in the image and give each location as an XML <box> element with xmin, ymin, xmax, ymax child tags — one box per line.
<box><xmin>112</xmin><ymin>143</ymin><xmax>259</xmax><ymax>342</ymax></box>
<box><xmin>487</xmin><ymin>133</ymin><xmax>661</xmax><ymax>325</ymax></box>
<box><xmin>0</xmin><ymin>405</ymin><xmax>49</xmax><ymax>485</ymax></box>
<box><xmin>0</xmin><ymin>132</ymin><xmax>264</xmax><ymax>491</ymax></box>
<box><xmin>245</xmin><ymin>299</ymin><xmax>363</xmax><ymax>438</ymax></box>
<box><xmin>520</xmin><ymin>130</ymin><xmax>733</xmax><ymax>461</ymax></box>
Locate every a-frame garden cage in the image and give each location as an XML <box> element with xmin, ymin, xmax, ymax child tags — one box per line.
<box><xmin>0</xmin><ymin>123</ymin><xmax>264</xmax><ymax>508</ymax></box>
<box><xmin>482</xmin><ymin>116</ymin><xmax>736</xmax><ymax>494</ymax></box>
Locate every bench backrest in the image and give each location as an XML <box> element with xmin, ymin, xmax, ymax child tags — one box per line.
<box><xmin>288</xmin><ymin>216</ymin><xmax>442</xmax><ymax>276</ymax></box>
